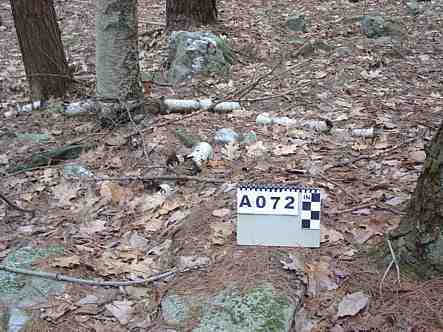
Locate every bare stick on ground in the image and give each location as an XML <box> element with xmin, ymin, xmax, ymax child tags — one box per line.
<box><xmin>0</xmin><ymin>192</ymin><xmax>36</xmax><ymax>217</ymax></box>
<box><xmin>89</xmin><ymin>175</ymin><xmax>225</xmax><ymax>184</ymax></box>
<box><xmin>379</xmin><ymin>238</ymin><xmax>401</xmax><ymax>297</ymax></box>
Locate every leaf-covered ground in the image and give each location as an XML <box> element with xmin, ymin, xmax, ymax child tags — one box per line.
<box><xmin>0</xmin><ymin>0</ymin><xmax>443</xmax><ymax>330</ymax></box>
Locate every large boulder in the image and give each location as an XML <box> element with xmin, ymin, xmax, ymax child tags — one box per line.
<box><xmin>166</xmin><ymin>31</ymin><xmax>233</xmax><ymax>84</ymax></box>
<box><xmin>161</xmin><ymin>283</ymin><xmax>304</xmax><ymax>331</ymax></box>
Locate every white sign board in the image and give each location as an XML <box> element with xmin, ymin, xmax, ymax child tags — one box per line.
<box><xmin>237</xmin><ymin>184</ymin><xmax>321</xmax><ymax>247</ymax></box>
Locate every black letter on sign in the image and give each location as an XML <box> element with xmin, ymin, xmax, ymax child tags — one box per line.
<box><xmin>239</xmin><ymin>195</ymin><xmax>252</xmax><ymax>208</ymax></box>
<box><xmin>256</xmin><ymin>196</ymin><xmax>265</xmax><ymax>208</ymax></box>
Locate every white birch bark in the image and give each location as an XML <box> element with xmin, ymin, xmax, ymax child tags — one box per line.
<box><xmin>96</xmin><ymin>0</ymin><xmax>143</xmax><ymax>125</ymax></box>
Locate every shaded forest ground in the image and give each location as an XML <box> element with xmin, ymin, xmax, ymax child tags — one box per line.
<box><xmin>0</xmin><ymin>0</ymin><xmax>443</xmax><ymax>330</ymax></box>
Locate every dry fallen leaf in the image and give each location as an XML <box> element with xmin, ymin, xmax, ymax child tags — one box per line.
<box><xmin>52</xmin><ymin>255</ymin><xmax>80</xmax><ymax>268</ymax></box>
<box><xmin>210</xmin><ymin>222</ymin><xmax>234</xmax><ymax>245</ymax></box>
<box><xmin>408</xmin><ymin>150</ymin><xmax>426</xmax><ymax>163</ymax></box>
<box><xmin>79</xmin><ymin>219</ymin><xmax>107</xmax><ymax>235</ymax></box>
<box><xmin>306</xmin><ymin>257</ymin><xmax>338</xmax><ymax>297</ymax></box>
<box><xmin>337</xmin><ymin>291</ymin><xmax>369</xmax><ymax>318</ymax></box>
<box><xmin>100</xmin><ymin>181</ymin><xmax>127</xmax><ymax>206</ymax></box>
<box><xmin>177</xmin><ymin>256</ymin><xmax>210</xmax><ymax>271</ymax></box>
<box><xmin>280</xmin><ymin>254</ymin><xmax>305</xmax><ymax>272</ymax></box>
<box><xmin>105</xmin><ymin>300</ymin><xmax>134</xmax><ymax>325</ymax></box>
<box><xmin>246</xmin><ymin>141</ymin><xmax>268</xmax><ymax>158</ymax></box>
<box><xmin>320</xmin><ymin>226</ymin><xmax>344</xmax><ymax>243</ymax></box>
<box><xmin>148</xmin><ymin>239</ymin><xmax>172</xmax><ymax>256</ymax></box>
<box><xmin>274</xmin><ymin>144</ymin><xmax>298</xmax><ymax>156</ymax></box>
<box><xmin>222</xmin><ymin>141</ymin><xmax>241</xmax><ymax>161</ymax></box>
<box><xmin>212</xmin><ymin>208</ymin><xmax>231</xmax><ymax>218</ymax></box>
<box><xmin>52</xmin><ymin>181</ymin><xmax>80</xmax><ymax>207</ymax></box>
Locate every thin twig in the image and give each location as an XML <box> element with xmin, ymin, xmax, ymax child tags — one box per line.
<box><xmin>334</xmin><ymin>201</ymin><xmax>375</xmax><ymax>214</ymax></box>
<box><xmin>90</xmin><ymin>175</ymin><xmax>225</xmax><ymax>184</ymax></box>
<box><xmin>0</xmin><ymin>193</ymin><xmax>36</xmax><ymax>217</ymax></box>
<box><xmin>379</xmin><ymin>238</ymin><xmax>401</xmax><ymax>297</ymax></box>
<box><xmin>316</xmin><ymin>172</ymin><xmax>357</xmax><ymax>203</ymax></box>
<box><xmin>0</xmin><ymin>265</ymin><xmax>176</xmax><ymax>287</ymax></box>
<box><xmin>326</xmin><ymin>137</ymin><xmax>419</xmax><ymax>171</ymax></box>
<box><xmin>2</xmin><ymin>164</ymin><xmax>63</xmax><ymax>178</ymax></box>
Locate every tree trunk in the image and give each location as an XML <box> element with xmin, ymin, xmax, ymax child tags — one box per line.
<box><xmin>166</xmin><ymin>0</ymin><xmax>217</xmax><ymax>30</ymax></box>
<box><xmin>96</xmin><ymin>0</ymin><xmax>143</xmax><ymax>126</ymax></box>
<box><xmin>391</xmin><ymin>122</ymin><xmax>443</xmax><ymax>277</ymax></box>
<box><xmin>10</xmin><ymin>0</ymin><xmax>71</xmax><ymax>100</ymax></box>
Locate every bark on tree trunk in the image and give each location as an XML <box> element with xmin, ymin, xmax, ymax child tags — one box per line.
<box><xmin>96</xmin><ymin>0</ymin><xmax>143</xmax><ymax>126</ymax></box>
<box><xmin>391</xmin><ymin>122</ymin><xmax>443</xmax><ymax>277</ymax></box>
<box><xmin>166</xmin><ymin>0</ymin><xmax>217</xmax><ymax>30</ymax></box>
<box><xmin>10</xmin><ymin>0</ymin><xmax>71</xmax><ymax>99</ymax></box>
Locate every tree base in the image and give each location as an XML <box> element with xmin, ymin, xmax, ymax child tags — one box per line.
<box><xmin>389</xmin><ymin>223</ymin><xmax>443</xmax><ymax>279</ymax></box>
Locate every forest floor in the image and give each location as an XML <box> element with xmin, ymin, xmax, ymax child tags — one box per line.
<box><xmin>1</xmin><ymin>0</ymin><xmax>443</xmax><ymax>331</ymax></box>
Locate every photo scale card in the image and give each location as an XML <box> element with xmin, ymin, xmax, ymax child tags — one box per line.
<box><xmin>237</xmin><ymin>183</ymin><xmax>321</xmax><ymax>248</ymax></box>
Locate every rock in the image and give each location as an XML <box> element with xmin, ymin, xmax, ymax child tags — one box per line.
<box><xmin>167</xmin><ymin>31</ymin><xmax>233</xmax><ymax>83</ymax></box>
<box><xmin>256</xmin><ymin>113</ymin><xmax>273</xmax><ymax>125</ymax></box>
<box><xmin>15</xmin><ymin>132</ymin><xmax>50</xmax><ymax>143</ymax></box>
<box><xmin>361</xmin><ymin>15</ymin><xmax>386</xmax><ymax>38</ymax></box>
<box><xmin>286</xmin><ymin>13</ymin><xmax>308</xmax><ymax>32</ymax></box>
<box><xmin>7</xmin><ymin>307</ymin><xmax>30</xmax><ymax>332</ymax></box>
<box><xmin>162</xmin><ymin>284</ymin><xmax>302</xmax><ymax>332</ymax></box>
<box><xmin>161</xmin><ymin>294</ymin><xmax>196</xmax><ymax>325</ymax></box>
<box><xmin>0</xmin><ymin>246</ymin><xmax>66</xmax><ymax>331</ymax></box>
<box><xmin>188</xmin><ymin>142</ymin><xmax>213</xmax><ymax>169</ymax></box>
<box><xmin>405</xmin><ymin>0</ymin><xmax>421</xmax><ymax>15</ymax></box>
<box><xmin>214</xmin><ymin>128</ymin><xmax>239</xmax><ymax>144</ymax></box>
<box><xmin>334</xmin><ymin>46</ymin><xmax>353</xmax><ymax>57</ymax></box>
<box><xmin>294</xmin><ymin>308</ymin><xmax>316</xmax><ymax>332</ymax></box>
<box><xmin>63</xmin><ymin>164</ymin><xmax>95</xmax><ymax>178</ymax></box>
<box><xmin>240</xmin><ymin>131</ymin><xmax>257</xmax><ymax>145</ymax></box>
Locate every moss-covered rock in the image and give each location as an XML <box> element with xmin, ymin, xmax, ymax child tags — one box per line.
<box><xmin>167</xmin><ymin>31</ymin><xmax>233</xmax><ymax>84</ymax></box>
<box><xmin>161</xmin><ymin>283</ymin><xmax>300</xmax><ymax>332</ymax></box>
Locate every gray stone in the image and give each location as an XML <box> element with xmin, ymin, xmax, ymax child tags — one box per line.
<box><xmin>63</xmin><ymin>164</ymin><xmax>95</xmax><ymax>178</ymax></box>
<box><xmin>405</xmin><ymin>0</ymin><xmax>421</xmax><ymax>16</ymax></box>
<box><xmin>0</xmin><ymin>246</ymin><xmax>66</xmax><ymax>332</ymax></box>
<box><xmin>161</xmin><ymin>283</ymin><xmax>302</xmax><ymax>332</ymax></box>
<box><xmin>286</xmin><ymin>14</ymin><xmax>308</xmax><ymax>32</ymax></box>
<box><xmin>7</xmin><ymin>307</ymin><xmax>29</xmax><ymax>332</ymax></box>
<box><xmin>334</xmin><ymin>47</ymin><xmax>353</xmax><ymax>57</ymax></box>
<box><xmin>15</xmin><ymin>133</ymin><xmax>50</xmax><ymax>143</ymax></box>
<box><xmin>240</xmin><ymin>131</ymin><xmax>257</xmax><ymax>145</ymax></box>
<box><xmin>161</xmin><ymin>294</ymin><xmax>199</xmax><ymax>325</ymax></box>
<box><xmin>361</xmin><ymin>15</ymin><xmax>386</xmax><ymax>38</ymax></box>
<box><xmin>256</xmin><ymin>113</ymin><xmax>273</xmax><ymax>125</ymax></box>
<box><xmin>167</xmin><ymin>32</ymin><xmax>233</xmax><ymax>84</ymax></box>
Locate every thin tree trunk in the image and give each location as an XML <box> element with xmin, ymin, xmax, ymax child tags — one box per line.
<box><xmin>166</xmin><ymin>0</ymin><xmax>217</xmax><ymax>30</ymax></box>
<box><xmin>96</xmin><ymin>0</ymin><xmax>143</xmax><ymax>126</ymax></box>
<box><xmin>10</xmin><ymin>0</ymin><xmax>70</xmax><ymax>99</ymax></box>
<box><xmin>391</xmin><ymin>122</ymin><xmax>443</xmax><ymax>276</ymax></box>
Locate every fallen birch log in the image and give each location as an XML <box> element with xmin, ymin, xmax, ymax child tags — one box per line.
<box><xmin>161</xmin><ymin>98</ymin><xmax>241</xmax><ymax>113</ymax></box>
